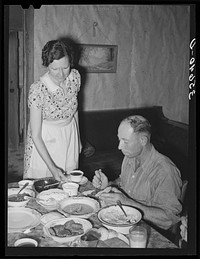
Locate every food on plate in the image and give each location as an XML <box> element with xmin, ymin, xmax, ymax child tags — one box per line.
<box><xmin>8</xmin><ymin>193</ymin><xmax>31</xmax><ymax>202</ymax></box>
<box><xmin>101</xmin><ymin>207</ymin><xmax>138</xmax><ymax>224</ymax></box>
<box><xmin>80</xmin><ymin>227</ymin><xmax>119</xmax><ymax>242</ymax></box>
<box><xmin>97</xmin><ymin>227</ymin><xmax>118</xmax><ymax>241</ymax></box>
<box><xmin>37</xmin><ymin>189</ymin><xmax>68</xmax><ymax>205</ymax></box>
<box><xmin>48</xmin><ymin>220</ymin><xmax>84</xmax><ymax>237</ymax></box>
<box><xmin>81</xmin><ymin>228</ymin><xmax>101</xmax><ymax>241</ymax></box>
<box><xmin>97</xmin><ymin>227</ymin><xmax>109</xmax><ymax>240</ymax></box>
<box><xmin>62</xmin><ymin>203</ymin><xmax>94</xmax><ymax>215</ymax></box>
<box><xmin>95</xmin><ymin>186</ymin><xmax>112</xmax><ymax>197</ymax></box>
<box><xmin>82</xmin><ymin>186</ymin><xmax>112</xmax><ymax>198</ymax></box>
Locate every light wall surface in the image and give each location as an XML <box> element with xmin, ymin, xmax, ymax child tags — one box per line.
<box><xmin>33</xmin><ymin>5</ymin><xmax>190</xmax><ymax>124</ymax></box>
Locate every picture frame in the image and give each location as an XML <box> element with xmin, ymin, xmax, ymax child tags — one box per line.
<box><xmin>77</xmin><ymin>44</ymin><xmax>118</xmax><ymax>73</ymax></box>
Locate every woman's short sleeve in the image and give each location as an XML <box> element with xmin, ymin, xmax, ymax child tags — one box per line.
<box><xmin>28</xmin><ymin>82</ymin><xmax>44</xmax><ymax>109</ymax></box>
<box><xmin>73</xmin><ymin>69</ymin><xmax>81</xmax><ymax>92</ymax></box>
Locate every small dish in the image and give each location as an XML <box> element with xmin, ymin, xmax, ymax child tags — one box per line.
<box><xmin>8</xmin><ymin>188</ymin><xmax>35</xmax><ymax>207</ymax></box>
<box><xmin>18</xmin><ymin>180</ymin><xmax>34</xmax><ymax>189</ymax></box>
<box><xmin>34</xmin><ymin>178</ymin><xmax>60</xmax><ymax>193</ymax></box>
<box><xmin>62</xmin><ymin>182</ymin><xmax>79</xmax><ymax>196</ymax></box>
<box><xmin>14</xmin><ymin>238</ymin><xmax>38</xmax><ymax>247</ymax></box>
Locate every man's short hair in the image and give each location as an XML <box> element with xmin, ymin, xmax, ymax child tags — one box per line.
<box><xmin>122</xmin><ymin>115</ymin><xmax>151</xmax><ymax>137</ymax></box>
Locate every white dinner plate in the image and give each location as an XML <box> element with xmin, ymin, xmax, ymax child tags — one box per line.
<box><xmin>8</xmin><ymin>207</ymin><xmax>41</xmax><ymax>233</ymax></box>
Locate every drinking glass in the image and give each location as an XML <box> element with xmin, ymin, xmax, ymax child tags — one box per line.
<box><xmin>129</xmin><ymin>223</ymin><xmax>147</xmax><ymax>248</ymax></box>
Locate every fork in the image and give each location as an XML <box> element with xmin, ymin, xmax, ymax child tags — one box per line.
<box><xmin>117</xmin><ymin>200</ymin><xmax>128</xmax><ymax>217</ymax></box>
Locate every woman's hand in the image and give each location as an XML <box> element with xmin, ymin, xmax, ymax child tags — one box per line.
<box><xmin>92</xmin><ymin>169</ymin><xmax>108</xmax><ymax>189</ymax></box>
<box><xmin>52</xmin><ymin>167</ymin><xmax>68</xmax><ymax>182</ymax></box>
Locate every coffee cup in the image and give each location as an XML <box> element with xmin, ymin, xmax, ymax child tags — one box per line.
<box><xmin>62</xmin><ymin>182</ymin><xmax>79</xmax><ymax>196</ymax></box>
<box><xmin>69</xmin><ymin>170</ymin><xmax>84</xmax><ymax>183</ymax></box>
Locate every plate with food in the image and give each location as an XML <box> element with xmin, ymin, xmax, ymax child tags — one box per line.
<box><xmin>80</xmin><ymin>226</ymin><xmax>129</xmax><ymax>245</ymax></box>
<box><xmin>43</xmin><ymin>217</ymin><xmax>92</xmax><ymax>243</ymax></box>
<box><xmin>36</xmin><ymin>188</ymin><xmax>69</xmax><ymax>210</ymax></box>
<box><xmin>8</xmin><ymin>207</ymin><xmax>41</xmax><ymax>233</ymax></box>
<box><xmin>8</xmin><ymin>188</ymin><xmax>35</xmax><ymax>207</ymax></box>
<box><xmin>58</xmin><ymin>197</ymin><xmax>100</xmax><ymax>218</ymax></box>
<box><xmin>97</xmin><ymin>204</ymin><xmax>142</xmax><ymax>234</ymax></box>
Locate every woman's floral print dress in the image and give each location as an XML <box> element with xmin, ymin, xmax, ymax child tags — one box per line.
<box><xmin>23</xmin><ymin>69</ymin><xmax>82</xmax><ymax>179</ymax></box>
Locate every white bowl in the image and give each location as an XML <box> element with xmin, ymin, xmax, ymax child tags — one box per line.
<box><xmin>18</xmin><ymin>180</ymin><xmax>34</xmax><ymax>189</ymax></box>
<box><xmin>97</xmin><ymin>204</ymin><xmax>142</xmax><ymax>234</ymax></box>
<box><xmin>58</xmin><ymin>196</ymin><xmax>100</xmax><ymax>218</ymax></box>
<box><xmin>8</xmin><ymin>188</ymin><xmax>35</xmax><ymax>207</ymax></box>
<box><xmin>14</xmin><ymin>238</ymin><xmax>38</xmax><ymax>247</ymax></box>
<box><xmin>62</xmin><ymin>182</ymin><xmax>79</xmax><ymax>196</ymax></box>
<box><xmin>36</xmin><ymin>189</ymin><xmax>69</xmax><ymax>211</ymax></box>
<box><xmin>43</xmin><ymin>217</ymin><xmax>92</xmax><ymax>243</ymax></box>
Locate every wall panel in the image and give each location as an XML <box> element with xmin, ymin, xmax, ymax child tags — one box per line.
<box><xmin>33</xmin><ymin>5</ymin><xmax>190</xmax><ymax>124</ymax></box>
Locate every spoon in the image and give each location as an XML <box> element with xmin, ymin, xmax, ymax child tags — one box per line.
<box><xmin>43</xmin><ymin>182</ymin><xmax>59</xmax><ymax>189</ymax></box>
<box><xmin>17</xmin><ymin>182</ymin><xmax>29</xmax><ymax>196</ymax></box>
<box><xmin>117</xmin><ymin>200</ymin><xmax>128</xmax><ymax>217</ymax></box>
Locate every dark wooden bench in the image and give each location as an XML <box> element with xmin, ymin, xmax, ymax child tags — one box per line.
<box><xmin>79</xmin><ymin>106</ymin><xmax>188</xmax><ymax>183</ymax></box>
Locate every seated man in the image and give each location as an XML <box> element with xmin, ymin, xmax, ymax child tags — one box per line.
<box><xmin>92</xmin><ymin>115</ymin><xmax>183</xmax><ymax>230</ymax></box>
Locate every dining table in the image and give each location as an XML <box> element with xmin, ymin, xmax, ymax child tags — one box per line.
<box><xmin>7</xmin><ymin>179</ymin><xmax>179</xmax><ymax>253</ymax></box>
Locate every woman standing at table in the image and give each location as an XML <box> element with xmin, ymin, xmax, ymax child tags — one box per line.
<box><xmin>23</xmin><ymin>39</ymin><xmax>82</xmax><ymax>181</ymax></box>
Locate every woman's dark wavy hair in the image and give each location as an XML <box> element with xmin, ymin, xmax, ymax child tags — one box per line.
<box><xmin>41</xmin><ymin>40</ymin><xmax>74</xmax><ymax>67</ymax></box>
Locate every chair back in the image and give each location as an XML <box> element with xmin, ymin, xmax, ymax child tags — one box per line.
<box><xmin>180</xmin><ymin>180</ymin><xmax>188</xmax><ymax>203</ymax></box>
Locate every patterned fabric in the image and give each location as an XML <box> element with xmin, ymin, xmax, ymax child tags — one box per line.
<box><xmin>24</xmin><ymin>69</ymin><xmax>81</xmax><ymax>177</ymax></box>
<box><xmin>120</xmin><ymin>145</ymin><xmax>183</xmax><ymax>227</ymax></box>
<box><xmin>28</xmin><ymin>69</ymin><xmax>80</xmax><ymax>120</ymax></box>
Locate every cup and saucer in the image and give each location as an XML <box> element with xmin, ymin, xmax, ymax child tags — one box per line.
<box><xmin>66</xmin><ymin>170</ymin><xmax>88</xmax><ymax>185</ymax></box>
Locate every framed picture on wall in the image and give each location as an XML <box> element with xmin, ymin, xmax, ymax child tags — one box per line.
<box><xmin>77</xmin><ymin>44</ymin><xmax>118</xmax><ymax>73</ymax></box>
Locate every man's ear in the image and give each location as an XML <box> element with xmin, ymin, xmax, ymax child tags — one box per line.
<box><xmin>140</xmin><ymin>135</ymin><xmax>148</xmax><ymax>146</ymax></box>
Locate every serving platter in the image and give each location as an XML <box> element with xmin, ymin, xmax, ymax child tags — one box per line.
<box><xmin>8</xmin><ymin>207</ymin><xmax>41</xmax><ymax>233</ymax></box>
